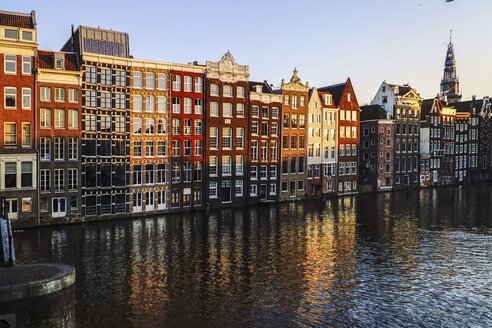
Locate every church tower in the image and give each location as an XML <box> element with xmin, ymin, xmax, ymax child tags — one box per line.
<box><xmin>440</xmin><ymin>32</ymin><xmax>462</xmax><ymax>104</ymax></box>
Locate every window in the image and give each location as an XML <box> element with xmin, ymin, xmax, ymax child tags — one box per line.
<box><xmin>145</xmin><ymin>164</ymin><xmax>155</xmax><ymax>185</ymax></box>
<box><xmin>133</xmin><ymin>141</ymin><xmax>142</xmax><ymax>157</ymax></box>
<box><xmin>284</xmin><ymin>95</ymin><xmax>290</xmax><ymax>105</ymax></box>
<box><xmin>260</xmin><ymin>166</ymin><xmax>268</xmax><ymax>179</ymax></box>
<box><xmin>194</xmin><ymin>98</ymin><xmax>202</xmax><ymax>114</ymax></box>
<box><xmin>184</xmin><ymin>140</ymin><xmax>192</xmax><ymax>156</ymax></box>
<box><xmin>270</xmin><ymin>141</ymin><xmax>278</xmax><ymax>160</ymax></box>
<box><xmin>68</xmin><ymin>169</ymin><xmax>78</xmax><ymax>190</ymax></box>
<box><xmin>55</xmin><ymin>88</ymin><xmax>65</xmax><ymax>102</ymax></box>
<box><xmin>222</xmin><ymin>128</ymin><xmax>232</xmax><ymax>149</ymax></box>
<box><xmin>292</xmin><ymin>96</ymin><xmax>298</xmax><ymax>109</ymax></box>
<box><xmin>251</xmin><ymin>140</ymin><xmax>259</xmax><ymax>161</ymax></box>
<box><xmin>194</xmin><ymin>140</ymin><xmax>202</xmax><ymax>156</ymax></box>
<box><xmin>99</xmin><ymin>92</ymin><xmax>111</xmax><ymax>109</ymax></box>
<box><xmin>22</xmin><ymin>123</ymin><xmax>31</xmax><ymax>147</ymax></box>
<box><xmin>210</xmin><ymin>84</ymin><xmax>219</xmax><ymax>96</ymax></box>
<box><xmin>54</xmin><ymin>169</ymin><xmax>64</xmax><ymax>191</ymax></box>
<box><xmin>133</xmin><ymin>118</ymin><xmax>143</xmax><ymax>135</ymax></box>
<box><xmin>209</xmin><ymin>156</ymin><xmax>218</xmax><ymax>176</ymax></box>
<box><xmin>236</xmin><ymin>155</ymin><xmax>244</xmax><ymax>175</ymax></box>
<box><xmin>158</xmin><ymin>140</ymin><xmax>167</xmax><ymax>157</ymax></box>
<box><xmin>250</xmin><ymin>184</ymin><xmax>258</xmax><ymax>196</ymax></box>
<box><xmin>223</xmin><ymin>85</ymin><xmax>233</xmax><ymax>97</ymax></box>
<box><xmin>184</xmin><ymin>98</ymin><xmax>192</xmax><ymax>114</ymax></box>
<box><xmin>40</xmin><ymin>87</ymin><xmax>51</xmax><ymax>102</ymax></box>
<box><xmin>157</xmin><ymin>73</ymin><xmax>167</xmax><ymax>90</ymax></box>
<box><xmin>252</xmin><ymin>122</ymin><xmax>259</xmax><ymax>135</ymax></box>
<box><xmin>158</xmin><ymin>118</ymin><xmax>167</xmax><ymax>135</ymax></box>
<box><xmin>290</xmin><ymin>156</ymin><xmax>297</xmax><ymax>173</ymax></box>
<box><xmin>299</xmin><ymin>115</ymin><xmax>306</xmax><ymax>128</ymax></box>
<box><xmin>172</xmin><ymin>118</ymin><xmax>181</xmax><ymax>135</ymax></box>
<box><xmin>4</xmin><ymin>55</ymin><xmax>16</xmax><ymax>73</ymax></box>
<box><xmin>172</xmin><ymin>140</ymin><xmax>181</xmax><ymax>157</ymax></box>
<box><xmin>172</xmin><ymin>97</ymin><xmax>181</xmax><ymax>113</ymax></box>
<box><xmin>237</xmin><ymin>86</ymin><xmax>245</xmax><ymax>98</ymax></box>
<box><xmin>4</xmin><ymin>29</ymin><xmax>18</xmax><ymax>39</ymax></box>
<box><xmin>40</xmin><ymin>138</ymin><xmax>51</xmax><ymax>160</ymax></box>
<box><xmin>209</xmin><ymin>182</ymin><xmax>218</xmax><ymax>198</ymax></box>
<box><xmin>40</xmin><ymin>169</ymin><xmax>50</xmax><ymax>192</ymax></box>
<box><xmin>67</xmin><ymin>89</ymin><xmax>79</xmax><ymax>103</ymax></box>
<box><xmin>223</xmin><ymin>103</ymin><xmax>233</xmax><ymax>117</ymax></box>
<box><xmin>194</xmin><ymin>76</ymin><xmax>203</xmax><ymax>93</ymax></box>
<box><xmin>157</xmin><ymin>164</ymin><xmax>167</xmax><ymax>184</ymax></box>
<box><xmin>4</xmin><ymin>87</ymin><xmax>16</xmax><ymax>108</ymax></box>
<box><xmin>234</xmin><ymin>103</ymin><xmax>245</xmax><ymax>117</ymax></box>
<box><xmin>146</xmin><ymin>72</ymin><xmax>155</xmax><ymax>90</ymax></box>
<box><xmin>251</xmin><ymin>166</ymin><xmax>258</xmax><ymax>180</ymax></box>
<box><xmin>194</xmin><ymin>119</ymin><xmax>202</xmax><ymax>135</ymax></box>
<box><xmin>22</xmin><ymin>30</ymin><xmax>32</xmax><ymax>41</ymax></box>
<box><xmin>172</xmin><ymin>75</ymin><xmax>181</xmax><ymax>91</ymax></box>
<box><xmin>54</xmin><ymin>138</ymin><xmax>65</xmax><ymax>160</ymax></box>
<box><xmin>4</xmin><ymin>163</ymin><xmax>16</xmax><ymax>188</ymax></box>
<box><xmin>261</xmin><ymin>122</ymin><xmax>269</xmax><ymax>136</ymax></box>
<box><xmin>183</xmin><ymin>162</ymin><xmax>192</xmax><ymax>182</ymax></box>
<box><xmin>133</xmin><ymin>71</ymin><xmax>143</xmax><ymax>88</ymax></box>
<box><xmin>210</xmin><ymin>127</ymin><xmax>218</xmax><ymax>149</ymax></box>
<box><xmin>210</xmin><ymin>102</ymin><xmax>219</xmax><ymax>116</ymax></box>
<box><xmin>261</xmin><ymin>141</ymin><xmax>268</xmax><ymax>161</ymax></box>
<box><xmin>133</xmin><ymin>165</ymin><xmax>142</xmax><ymax>185</ymax></box>
<box><xmin>236</xmin><ymin>128</ymin><xmax>244</xmax><ymax>149</ymax></box>
<box><xmin>86</xmin><ymin>66</ymin><xmax>97</xmax><ymax>84</ymax></box>
<box><xmin>68</xmin><ymin>138</ymin><xmax>78</xmax><ymax>160</ymax></box>
<box><xmin>171</xmin><ymin>163</ymin><xmax>180</xmax><ymax>183</ymax></box>
<box><xmin>184</xmin><ymin>76</ymin><xmax>192</xmax><ymax>92</ymax></box>
<box><xmin>4</xmin><ymin>123</ymin><xmax>16</xmax><ymax>146</ymax></box>
<box><xmin>20</xmin><ymin>88</ymin><xmax>31</xmax><ymax>109</ymax></box>
<box><xmin>235</xmin><ymin>180</ymin><xmax>243</xmax><ymax>196</ymax></box>
<box><xmin>146</xmin><ymin>118</ymin><xmax>155</xmax><ymax>135</ymax></box>
<box><xmin>133</xmin><ymin>95</ymin><xmax>143</xmax><ymax>112</ymax></box>
<box><xmin>158</xmin><ymin>96</ymin><xmax>167</xmax><ymax>113</ymax></box>
<box><xmin>115</xmin><ymin>94</ymin><xmax>126</xmax><ymax>109</ymax></box>
<box><xmin>115</xmin><ymin>70</ymin><xmax>126</xmax><ymax>87</ymax></box>
<box><xmin>85</xmin><ymin>90</ymin><xmax>97</xmax><ymax>107</ymax></box>
<box><xmin>101</xmin><ymin>69</ymin><xmax>112</xmax><ymax>85</ymax></box>
<box><xmin>146</xmin><ymin>95</ymin><xmax>155</xmax><ymax>113</ymax></box>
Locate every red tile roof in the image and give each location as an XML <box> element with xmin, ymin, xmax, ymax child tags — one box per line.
<box><xmin>38</xmin><ymin>50</ymin><xmax>80</xmax><ymax>71</ymax></box>
<box><xmin>0</xmin><ymin>10</ymin><xmax>35</xmax><ymax>29</ymax></box>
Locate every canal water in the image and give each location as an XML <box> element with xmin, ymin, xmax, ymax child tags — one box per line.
<box><xmin>13</xmin><ymin>184</ymin><xmax>492</xmax><ymax>327</ymax></box>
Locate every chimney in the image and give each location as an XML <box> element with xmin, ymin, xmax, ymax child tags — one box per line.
<box><xmin>71</xmin><ymin>25</ymin><xmax>74</xmax><ymax>52</ymax></box>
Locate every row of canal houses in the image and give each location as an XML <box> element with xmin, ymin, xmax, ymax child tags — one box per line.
<box><xmin>0</xmin><ymin>10</ymin><xmax>360</xmax><ymax>227</ymax></box>
<box><xmin>1</xmin><ymin>10</ymin><xmax>490</xmax><ymax>228</ymax></box>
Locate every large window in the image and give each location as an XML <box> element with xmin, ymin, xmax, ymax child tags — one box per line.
<box><xmin>4</xmin><ymin>55</ymin><xmax>16</xmax><ymax>73</ymax></box>
<box><xmin>236</xmin><ymin>128</ymin><xmax>244</xmax><ymax>149</ymax></box>
<box><xmin>133</xmin><ymin>118</ymin><xmax>143</xmax><ymax>135</ymax></box>
<box><xmin>40</xmin><ymin>138</ymin><xmax>51</xmax><ymax>160</ymax></box>
<box><xmin>68</xmin><ymin>110</ymin><xmax>78</xmax><ymax>129</ymax></box>
<box><xmin>68</xmin><ymin>138</ymin><xmax>78</xmax><ymax>160</ymax></box>
<box><xmin>101</xmin><ymin>69</ymin><xmax>112</xmax><ymax>85</ymax></box>
<box><xmin>54</xmin><ymin>169</ymin><xmax>64</xmax><ymax>191</ymax></box>
<box><xmin>5</xmin><ymin>163</ymin><xmax>16</xmax><ymax>188</ymax></box>
<box><xmin>194</xmin><ymin>77</ymin><xmax>203</xmax><ymax>93</ymax></box>
<box><xmin>115</xmin><ymin>70</ymin><xmax>126</xmax><ymax>87</ymax></box>
<box><xmin>133</xmin><ymin>71</ymin><xmax>143</xmax><ymax>88</ymax></box>
<box><xmin>222</xmin><ymin>156</ymin><xmax>232</xmax><ymax>176</ymax></box>
<box><xmin>101</xmin><ymin>92</ymin><xmax>111</xmax><ymax>109</ymax></box>
<box><xmin>40</xmin><ymin>87</ymin><xmax>51</xmax><ymax>102</ymax></box>
<box><xmin>40</xmin><ymin>169</ymin><xmax>50</xmax><ymax>192</ymax></box>
<box><xmin>55</xmin><ymin>88</ymin><xmax>65</xmax><ymax>102</ymax></box>
<box><xmin>54</xmin><ymin>138</ymin><xmax>65</xmax><ymax>160</ymax></box>
<box><xmin>21</xmin><ymin>162</ymin><xmax>33</xmax><ymax>187</ymax></box>
<box><xmin>158</xmin><ymin>96</ymin><xmax>167</xmax><ymax>113</ymax></box>
<box><xmin>54</xmin><ymin>109</ymin><xmax>65</xmax><ymax>129</ymax></box>
<box><xmin>172</xmin><ymin>75</ymin><xmax>181</xmax><ymax>91</ymax></box>
<box><xmin>184</xmin><ymin>76</ymin><xmax>192</xmax><ymax>92</ymax></box>
<box><xmin>210</xmin><ymin>127</ymin><xmax>218</xmax><ymax>149</ymax></box>
<box><xmin>69</xmin><ymin>89</ymin><xmax>79</xmax><ymax>103</ymax></box>
<box><xmin>209</xmin><ymin>156</ymin><xmax>218</xmax><ymax>176</ymax></box>
<box><xmin>145</xmin><ymin>118</ymin><xmax>155</xmax><ymax>135</ymax></box>
<box><xmin>210</xmin><ymin>102</ymin><xmax>219</xmax><ymax>116</ymax></box>
<box><xmin>146</xmin><ymin>72</ymin><xmax>155</xmax><ymax>90</ymax></box>
<box><xmin>158</xmin><ymin>118</ymin><xmax>167</xmax><ymax>135</ymax></box>
<box><xmin>184</xmin><ymin>98</ymin><xmax>192</xmax><ymax>114</ymax></box>
<box><xmin>22</xmin><ymin>88</ymin><xmax>31</xmax><ymax>109</ymax></box>
<box><xmin>22</xmin><ymin>123</ymin><xmax>31</xmax><ymax>147</ymax></box>
<box><xmin>222</xmin><ymin>128</ymin><xmax>232</xmax><ymax>149</ymax></box>
<box><xmin>86</xmin><ymin>67</ymin><xmax>97</xmax><ymax>84</ymax></box>
<box><xmin>158</xmin><ymin>73</ymin><xmax>167</xmax><ymax>90</ymax></box>
<box><xmin>4</xmin><ymin>123</ymin><xmax>16</xmax><ymax>146</ymax></box>
<box><xmin>194</xmin><ymin>140</ymin><xmax>202</xmax><ymax>156</ymax></box>
<box><xmin>68</xmin><ymin>169</ymin><xmax>78</xmax><ymax>190</ymax></box>
<box><xmin>146</xmin><ymin>95</ymin><xmax>155</xmax><ymax>113</ymax></box>
<box><xmin>172</xmin><ymin>97</ymin><xmax>181</xmax><ymax>113</ymax></box>
<box><xmin>4</xmin><ymin>87</ymin><xmax>16</xmax><ymax>108</ymax></box>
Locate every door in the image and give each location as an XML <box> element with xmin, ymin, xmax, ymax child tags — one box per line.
<box><xmin>260</xmin><ymin>184</ymin><xmax>267</xmax><ymax>200</ymax></box>
<box><xmin>221</xmin><ymin>181</ymin><xmax>231</xmax><ymax>202</ymax></box>
<box><xmin>52</xmin><ymin>198</ymin><xmax>66</xmax><ymax>218</ymax></box>
<box><xmin>7</xmin><ymin>199</ymin><xmax>18</xmax><ymax>220</ymax></box>
<box><xmin>133</xmin><ymin>192</ymin><xmax>142</xmax><ymax>213</ymax></box>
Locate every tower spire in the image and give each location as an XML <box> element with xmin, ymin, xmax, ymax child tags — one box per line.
<box><xmin>440</xmin><ymin>31</ymin><xmax>461</xmax><ymax>104</ymax></box>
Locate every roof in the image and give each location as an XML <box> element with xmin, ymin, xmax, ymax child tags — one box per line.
<box><xmin>387</xmin><ymin>83</ymin><xmax>412</xmax><ymax>96</ymax></box>
<box><xmin>360</xmin><ymin>104</ymin><xmax>389</xmax><ymax>121</ymax></box>
<box><xmin>421</xmin><ymin>98</ymin><xmax>435</xmax><ymax>118</ymax></box>
<box><xmin>0</xmin><ymin>10</ymin><xmax>35</xmax><ymax>29</ymax></box>
<box><xmin>449</xmin><ymin>99</ymin><xmax>482</xmax><ymax>114</ymax></box>
<box><xmin>38</xmin><ymin>50</ymin><xmax>80</xmax><ymax>71</ymax></box>
<box><xmin>249</xmin><ymin>81</ymin><xmax>273</xmax><ymax>93</ymax></box>
<box><xmin>317</xmin><ymin>82</ymin><xmax>346</xmax><ymax>106</ymax></box>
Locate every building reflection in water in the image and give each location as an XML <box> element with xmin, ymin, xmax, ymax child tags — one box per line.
<box><xmin>10</xmin><ymin>182</ymin><xmax>492</xmax><ymax>327</ymax></box>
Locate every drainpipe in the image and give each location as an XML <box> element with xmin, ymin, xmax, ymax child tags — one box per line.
<box><xmin>34</xmin><ymin>62</ymin><xmax>40</xmax><ymax>226</ymax></box>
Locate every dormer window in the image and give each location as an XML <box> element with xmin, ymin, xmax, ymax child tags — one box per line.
<box><xmin>382</xmin><ymin>85</ymin><xmax>386</xmax><ymax>92</ymax></box>
<box><xmin>347</xmin><ymin>93</ymin><xmax>351</xmax><ymax>102</ymax></box>
<box><xmin>323</xmin><ymin>94</ymin><xmax>332</xmax><ymax>105</ymax></box>
<box><xmin>4</xmin><ymin>29</ymin><xmax>18</xmax><ymax>39</ymax></box>
<box><xmin>255</xmin><ymin>85</ymin><xmax>262</xmax><ymax>93</ymax></box>
<box><xmin>56</xmin><ymin>59</ymin><xmax>64</xmax><ymax>69</ymax></box>
<box><xmin>54</xmin><ymin>53</ymin><xmax>65</xmax><ymax>70</ymax></box>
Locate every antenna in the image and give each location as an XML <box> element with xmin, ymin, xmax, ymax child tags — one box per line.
<box><xmin>449</xmin><ymin>29</ymin><xmax>453</xmax><ymax>42</ymax></box>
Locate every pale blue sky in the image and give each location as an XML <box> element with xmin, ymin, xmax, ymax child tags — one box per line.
<box><xmin>3</xmin><ymin>0</ymin><xmax>491</xmax><ymax>104</ymax></box>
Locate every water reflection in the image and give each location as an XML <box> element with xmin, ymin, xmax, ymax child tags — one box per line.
<box><xmin>13</xmin><ymin>183</ymin><xmax>492</xmax><ymax>327</ymax></box>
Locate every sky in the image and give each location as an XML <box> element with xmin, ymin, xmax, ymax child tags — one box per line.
<box><xmin>3</xmin><ymin>0</ymin><xmax>491</xmax><ymax>104</ymax></box>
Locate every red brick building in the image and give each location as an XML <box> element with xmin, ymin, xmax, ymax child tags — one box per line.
<box><xmin>279</xmin><ymin>69</ymin><xmax>309</xmax><ymax>200</ymax></box>
<box><xmin>0</xmin><ymin>10</ymin><xmax>38</xmax><ymax>225</ymax></box>
<box><xmin>36</xmin><ymin>50</ymin><xmax>82</xmax><ymax>222</ymax></box>
<box><xmin>319</xmin><ymin>78</ymin><xmax>360</xmax><ymax>195</ymax></box>
<box><xmin>169</xmin><ymin>65</ymin><xmax>205</xmax><ymax>209</ymax></box>
<box><xmin>248</xmin><ymin>81</ymin><xmax>282</xmax><ymax>202</ymax></box>
<box><xmin>204</xmin><ymin>52</ymin><xmax>249</xmax><ymax>207</ymax></box>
